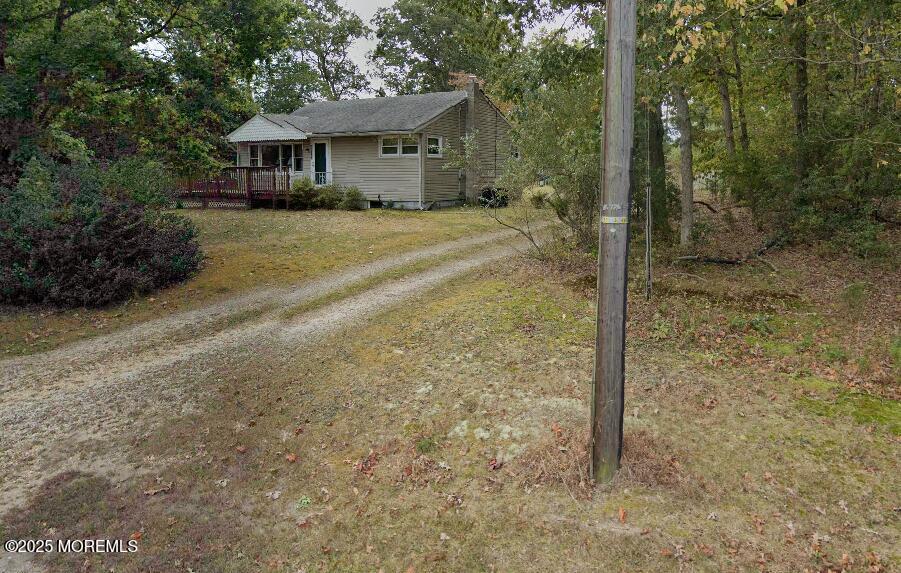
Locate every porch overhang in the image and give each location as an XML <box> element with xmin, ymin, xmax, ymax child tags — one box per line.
<box><xmin>226</xmin><ymin>113</ymin><xmax>309</xmax><ymax>143</ymax></box>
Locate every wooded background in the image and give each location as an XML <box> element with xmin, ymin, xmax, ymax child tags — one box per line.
<box><xmin>1</xmin><ymin>0</ymin><xmax>897</xmax><ymax>254</ymax></box>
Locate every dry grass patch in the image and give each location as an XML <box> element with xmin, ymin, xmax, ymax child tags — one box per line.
<box><xmin>0</xmin><ymin>208</ymin><xmax>500</xmax><ymax>356</ymax></box>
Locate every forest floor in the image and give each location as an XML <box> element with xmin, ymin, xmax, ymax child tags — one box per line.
<box><xmin>1</xmin><ymin>205</ymin><xmax>898</xmax><ymax>573</ymax></box>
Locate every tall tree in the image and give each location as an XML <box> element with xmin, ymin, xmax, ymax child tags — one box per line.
<box><xmin>254</xmin><ymin>50</ymin><xmax>320</xmax><ymax>113</ymax></box>
<box><xmin>714</xmin><ymin>55</ymin><xmax>736</xmax><ymax>155</ymax></box>
<box><xmin>296</xmin><ymin>0</ymin><xmax>370</xmax><ymax>100</ymax></box>
<box><xmin>730</xmin><ymin>34</ymin><xmax>750</xmax><ymax>152</ymax></box>
<box><xmin>0</xmin><ymin>0</ymin><xmax>299</xmax><ymax>181</ymax></box>
<box><xmin>370</xmin><ymin>0</ymin><xmax>524</xmax><ymax>94</ymax></box>
<box><xmin>672</xmin><ymin>86</ymin><xmax>694</xmax><ymax>247</ymax></box>
<box><xmin>787</xmin><ymin>0</ymin><xmax>809</xmax><ymax>185</ymax></box>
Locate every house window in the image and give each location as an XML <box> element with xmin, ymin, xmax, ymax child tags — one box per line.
<box><xmin>280</xmin><ymin>144</ymin><xmax>292</xmax><ymax>169</ymax></box>
<box><xmin>380</xmin><ymin>136</ymin><xmax>419</xmax><ymax>157</ymax></box>
<box><xmin>427</xmin><ymin>136</ymin><xmax>443</xmax><ymax>157</ymax></box>
<box><xmin>249</xmin><ymin>145</ymin><xmax>259</xmax><ymax>167</ymax></box>
<box><xmin>293</xmin><ymin>144</ymin><xmax>303</xmax><ymax>171</ymax></box>
<box><xmin>380</xmin><ymin>136</ymin><xmax>399</xmax><ymax>156</ymax></box>
<box><xmin>401</xmin><ymin>136</ymin><xmax>419</xmax><ymax>156</ymax></box>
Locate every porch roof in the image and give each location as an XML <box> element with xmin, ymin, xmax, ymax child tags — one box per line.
<box><xmin>226</xmin><ymin>114</ymin><xmax>309</xmax><ymax>143</ymax></box>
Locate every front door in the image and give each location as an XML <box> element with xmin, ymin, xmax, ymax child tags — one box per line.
<box><xmin>313</xmin><ymin>141</ymin><xmax>328</xmax><ymax>185</ymax></box>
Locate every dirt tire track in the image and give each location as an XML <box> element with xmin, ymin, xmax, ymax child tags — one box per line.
<box><xmin>0</xmin><ymin>226</ymin><xmax>528</xmax><ymax>393</ymax></box>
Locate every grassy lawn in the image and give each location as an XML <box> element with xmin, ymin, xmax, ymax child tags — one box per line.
<box><xmin>5</xmin><ymin>230</ymin><xmax>897</xmax><ymax>572</ymax></box>
<box><xmin>0</xmin><ymin>208</ymin><xmax>501</xmax><ymax>356</ymax></box>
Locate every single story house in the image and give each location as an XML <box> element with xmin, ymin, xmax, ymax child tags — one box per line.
<box><xmin>226</xmin><ymin>77</ymin><xmax>512</xmax><ymax>209</ymax></box>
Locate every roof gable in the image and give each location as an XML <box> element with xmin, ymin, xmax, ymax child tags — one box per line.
<box><xmin>227</xmin><ymin>114</ymin><xmax>308</xmax><ymax>143</ymax></box>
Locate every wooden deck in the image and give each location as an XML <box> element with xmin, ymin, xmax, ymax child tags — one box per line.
<box><xmin>174</xmin><ymin>167</ymin><xmax>292</xmax><ymax>209</ymax></box>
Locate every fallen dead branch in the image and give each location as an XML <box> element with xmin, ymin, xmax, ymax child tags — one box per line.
<box><xmin>676</xmin><ymin>236</ymin><xmax>784</xmax><ymax>269</ymax></box>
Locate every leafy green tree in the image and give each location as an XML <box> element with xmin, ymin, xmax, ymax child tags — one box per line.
<box><xmin>254</xmin><ymin>49</ymin><xmax>320</xmax><ymax>113</ymax></box>
<box><xmin>370</xmin><ymin>0</ymin><xmax>526</xmax><ymax>94</ymax></box>
<box><xmin>0</xmin><ymin>0</ymin><xmax>298</xmax><ymax>181</ymax></box>
<box><xmin>296</xmin><ymin>0</ymin><xmax>370</xmax><ymax>100</ymax></box>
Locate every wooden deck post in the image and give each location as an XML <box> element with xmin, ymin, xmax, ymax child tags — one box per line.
<box><xmin>245</xmin><ymin>169</ymin><xmax>252</xmax><ymax>209</ymax></box>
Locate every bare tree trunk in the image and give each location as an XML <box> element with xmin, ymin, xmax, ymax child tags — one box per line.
<box><xmin>715</xmin><ymin>55</ymin><xmax>736</xmax><ymax>155</ymax></box>
<box><xmin>643</xmin><ymin>99</ymin><xmax>669</xmax><ymax>234</ymax></box>
<box><xmin>789</xmin><ymin>0</ymin><xmax>809</xmax><ymax>185</ymax></box>
<box><xmin>672</xmin><ymin>86</ymin><xmax>694</xmax><ymax>247</ymax></box>
<box><xmin>0</xmin><ymin>21</ymin><xmax>7</xmax><ymax>73</ymax></box>
<box><xmin>731</xmin><ymin>35</ymin><xmax>749</xmax><ymax>152</ymax></box>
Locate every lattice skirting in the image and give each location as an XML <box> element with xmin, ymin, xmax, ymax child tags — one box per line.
<box><xmin>175</xmin><ymin>198</ymin><xmax>250</xmax><ymax>209</ymax></box>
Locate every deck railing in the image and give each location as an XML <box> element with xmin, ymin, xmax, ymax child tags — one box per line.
<box><xmin>173</xmin><ymin>167</ymin><xmax>291</xmax><ymax>208</ymax></box>
<box><xmin>314</xmin><ymin>171</ymin><xmax>333</xmax><ymax>185</ymax></box>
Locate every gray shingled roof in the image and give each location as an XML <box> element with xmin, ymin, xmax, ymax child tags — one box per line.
<box><xmin>286</xmin><ymin>91</ymin><xmax>468</xmax><ymax>135</ymax></box>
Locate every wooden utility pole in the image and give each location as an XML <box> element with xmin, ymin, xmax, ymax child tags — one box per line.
<box><xmin>590</xmin><ymin>0</ymin><xmax>637</xmax><ymax>482</ymax></box>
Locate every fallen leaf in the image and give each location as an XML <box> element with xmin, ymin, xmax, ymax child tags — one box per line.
<box><xmin>487</xmin><ymin>458</ymin><xmax>503</xmax><ymax>471</ymax></box>
<box><xmin>618</xmin><ymin>507</ymin><xmax>627</xmax><ymax>523</ymax></box>
<box><xmin>129</xmin><ymin>531</ymin><xmax>142</xmax><ymax>541</ymax></box>
<box><xmin>285</xmin><ymin>453</ymin><xmax>298</xmax><ymax>463</ymax></box>
<box><xmin>353</xmin><ymin>450</ymin><xmax>379</xmax><ymax>477</ymax></box>
<box><xmin>236</xmin><ymin>445</ymin><xmax>247</xmax><ymax>454</ymax></box>
<box><xmin>143</xmin><ymin>482</ymin><xmax>173</xmax><ymax>496</ymax></box>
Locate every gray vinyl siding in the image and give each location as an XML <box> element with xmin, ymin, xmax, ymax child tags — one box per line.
<box><xmin>421</xmin><ymin>102</ymin><xmax>466</xmax><ymax>202</ymax></box>
<box><xmin>330</xmin><ymin>136</ymin><xmax>420</xmax><ymax>202</ymax></box>
<box><xmin>237</xmin><ymin>143</ymin><xmax>250</xmax><ymax>166</ymax></box>
<box><xmin>474</xmin><ymin>89</ymin><xmax>512</xmax><ymax>189</ymax></box>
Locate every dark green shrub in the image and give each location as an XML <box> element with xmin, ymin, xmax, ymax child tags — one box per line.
<box><xmin>102</xmin><ymin>156</ymin><xmax>173</xmax><ymax>207</ymax></box>
<box><xmin>314</xmin><ymin>184</ymin><xmax>343</xmax><ymax>209</ymax></box>
<box><xmin>0</xmin><ymin>159</ymin><xmax>202</xmax><ymax>307</ymax></box>
<box><xmin>339</xmin><ymin>186</ymin><xmax>365</xmax><ymax>210</ymax></box>
<box><xmin>289</xmin><ymin>176</ymin><xmax>316</xmax><ymax>209</ymax></box>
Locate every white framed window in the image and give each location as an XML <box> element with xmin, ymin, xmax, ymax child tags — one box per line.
<box><xmin>380</xmin><ymin>136</ymin><xmax>419</xmax><ymax>157</ymax></box>
<box><xmin>401</xmin><ymin>136</ymin><xmax>419</xmax><ymax>155</ymax></box>
<box><xmin>380</xmin><ymin>136</ymin><xmax>398</xmax><ymax>156</ymax></box>
<box><xmin>280</xmin><ymin>144</ymin><xmax>292</xmax><ymax>170</ymax></box>
<box><xmin>293</xmin><ymin>144</ymin><xmax>303</xmax><ymax>171</ymax></box>
<box><xmin>249</xmin><ymin>144</ymin><xmax>260</xmax><ymax>167</ymax></box>
<box><xmin>427</xmin><ymin>136</ymin><xmax>443</xmax><ymax>157</ymax></box>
